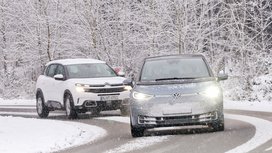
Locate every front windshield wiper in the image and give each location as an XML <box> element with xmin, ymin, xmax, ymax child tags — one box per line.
<box><xmin>155</xmin><ymin>77</ymin><xmax>197</xmax><ymax>81</ymax></box>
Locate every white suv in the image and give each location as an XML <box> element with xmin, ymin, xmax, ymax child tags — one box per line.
<box><xmin>35</xmin><ymin>58</ymin><xmax>131</xmax><ymax>119</ymax></box>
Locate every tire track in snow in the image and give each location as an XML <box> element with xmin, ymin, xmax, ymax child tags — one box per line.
<box><xmin>96</xmin><ymin>116</ymin><xmax>169</xmax><ymax>153</ymax></box>
<box><xmin>104</xmin><ymin>136</ymin><xmax>168</xmax><ymax>153</ymax></box>
<box><xmin>99</xmin><ymin>114</ymin><xmax>272</xmax><ymax>153</ymax></box>
<box><xmin>225</xmin><ymin>113</ymin><xmax>272</xmax><ymax>153</ymax></box>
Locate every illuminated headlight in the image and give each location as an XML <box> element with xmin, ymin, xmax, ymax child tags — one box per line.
<box><xmin>132</xmin><ymin>91</ymin><xmax>153</xmax><ymax>100</ymax></box>
<box><xmin>124</xmin><ymin>85</ymin><xmax>132</xmax><ymax>91</ymax></box>
<box><xmin>200</xmin><ymin>86</ymin><xmax>221</xmax><ymax>98</ymax></box>
<box><xmin>75</xmin><ymin>83</ymin><xmax>89</xmax><ymax>92</ymax></box>
<box><xmin>76</xmin><ymin>86</ymin><xmax>85</xmax><ymax>92</ymax></box>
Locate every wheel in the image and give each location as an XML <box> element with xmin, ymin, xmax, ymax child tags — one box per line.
<box><xmin>131</xmin><ymin>123</ymin><xmax>145</xmax><ymax>137</ymax></box>
<box><xmin>210</xmin><ymin>118</ymin><xmax>224</xmax><ymax>131</ymax></box>
<box><xmin>91</xmin><ymin>109</ymin><xmax>101</xmax><ymax>115</ymax></box>
<box><xmin>36</xmin><ymin>92</ymin><xmax>49</xmax><ymax>118</ymax></box>
<box><xmin>120</xmin><ymin>106</ymin><xmax>130</xmax><ymax>116</ymax></box>
<box><xmin>64</xmin><ymin>93</ymin><xmax>78</xmax><ymax>119</ymax></box>
<box><xmin>211</xmin><ymin>122</ymin><xmax>224</xmax><ymax>131</ymax></box>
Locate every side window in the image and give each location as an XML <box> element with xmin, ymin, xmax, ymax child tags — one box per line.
<box><xmin>46</xmin><ymin>64</ymin><xmax>58</xmax><ymax>77</ymax></box>
<box><xmin>56</xmin><ymin>65</ymin><xmax>65</xmax><ymax>76</ymax></box>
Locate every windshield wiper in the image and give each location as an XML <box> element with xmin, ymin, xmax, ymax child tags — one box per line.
<box><xmin>155</xmin><ymin>77</ymin><xmax>196</xmax><ymax>81</ymax></box>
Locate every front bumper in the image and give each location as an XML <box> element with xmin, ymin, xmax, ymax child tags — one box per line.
<box><xmin>73</xmin><ymin>90</ymin><xmax>130</xmax><ymax>105</ymax></box>
<box><xmin>136</xmin><ymin>111</ymin><xmax>219</xmax><ymax>128</ymax></box>
<box><xmin>130</xmin><ymin>96</ymin><xmax>223</xmax><ymax>128</ymax></box>
<box><xmin>75</xmin><ymin>98</ymin><xmax>130</xmax><ymax>112</ymax></box>
<box><xmin>71</xmin><ymin>86</ymin><xmax>130</xmax><ymax>112</ymax></box>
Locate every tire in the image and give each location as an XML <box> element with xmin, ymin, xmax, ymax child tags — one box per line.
<box><xmin>210</xmin><ymin>118</ymin><xmax>224</xmax><ymax>131</ymax></box>
<box><xmin>64</xmin><ymin>93</ymin><xmax>78</xmax><ymax>119</ymax></box>
<box><xmin>120</xmin><ymin>106</ymin><xmax>130</xmax><ymax>116</ymax></box>
<box><xmin>131</xmin><ymin>123</ymin><xmax>145</xmax><ymax>137</ymax></box>
<box><xmin>36</xmin><ymin>92</ymin><xmax>49</xmax><ymax>118</ymax></box>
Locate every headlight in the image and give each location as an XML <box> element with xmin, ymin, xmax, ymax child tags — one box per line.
<box><xmin>200</xmin><ymin>86</ymin><xmax>221</xmax><ymax>98</ymax></box>
<box><xmin>75</xmin><ymin>83</ymin><xmax>89</xmax><ymax>92</ymax></box>
<box><xmin>124</xmin><ymin>85</ymin><xmax>132</xmax><ymax>91</ymax></box>
<box><xmin>76</xmin><ymin>86</ymin><xmax>85</xmax><ymax>92</ymax></box>
<box><xmin>132</xmin><ymin>91</ymin><xmax>153</xmax><ymax>100</ymax></box>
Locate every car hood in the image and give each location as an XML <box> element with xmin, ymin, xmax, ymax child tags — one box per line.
<box><xmin>67</xmin><ymin>77</ymin><xmax>126</xmax><ymax>86</ymax></box>
<box><xmin>134</xmin><ymin>81</ymin><xmax>221</xmax><ymax>95</ymax></box>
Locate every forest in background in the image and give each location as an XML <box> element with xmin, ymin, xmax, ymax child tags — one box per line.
<box><xmin>0</xmin><ymin>0</ymin><xmax>271</xmax><ymax>101</ymax></box>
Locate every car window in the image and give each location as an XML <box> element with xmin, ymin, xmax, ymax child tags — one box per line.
<box><xmin>56</xmin><ymin>65</ymin><xmax>65</xmax><ymax>76</ymax></box>
<box><xmin>66</xmin><ymin>63</ymin><xmax>117</xmax><ymax>78</ymax></box>
<box><xmin>141</xmin><ymin>58</ymin><xmax>210</xmax><ymax>81</ymax></box>
<box><xmin>46</xmin><ymin>64</ymin><xmax>58</xmax><ymax>78</ymax></box>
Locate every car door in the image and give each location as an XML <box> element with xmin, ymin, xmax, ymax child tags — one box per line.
<box><xmin>52</xmin><ymin>64</ymin><xmax>67</xmax><ymax>105</ymax></box>
<box><xmin>43</xmin><ymin>64</ymin><xmax>58</xmax><ymax>102</ymax></box>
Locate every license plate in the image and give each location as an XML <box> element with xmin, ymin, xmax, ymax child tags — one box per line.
<box><xmin>163</xmin><ymin>107</ymin><xmax>192</xmax><ymax>115</ymax></box>
<box><xmin>100</xmin><ymin>95</ymin><xmax>119</xmax><ymax>101</ymax></box>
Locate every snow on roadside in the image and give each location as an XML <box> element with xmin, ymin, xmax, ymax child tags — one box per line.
<box><xmin>0</xmin><ymin>116</ymin><xmax>106</xmax><ymax>153</ymax></box>
<box><xmin>0</xmin><ymin>98</ymin><xmax>35</xmax><ymax>106</ymax></box>
<box><xmin>225</xmin><ymin>100</ymin><xmax>272</xmax><ymax>113</ymax></box>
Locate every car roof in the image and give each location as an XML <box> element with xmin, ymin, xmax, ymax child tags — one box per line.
<box><xmin>46</xmin><ymin>58</ymin><xmax>105</xmax><ymax>66</ymax></box>
<box><xmin>145</xmin><ymin>54</ymin><xmax>205</xmax><ymax>61</ymax></box>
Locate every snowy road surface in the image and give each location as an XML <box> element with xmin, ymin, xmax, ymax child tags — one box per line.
<box><xmin>1</xmin><ymin>100</ymin><xmax>272</xmax><ymax>153</ymax></box>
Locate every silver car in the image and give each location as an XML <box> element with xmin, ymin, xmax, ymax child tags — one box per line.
<box><xmin>128</xmin><ymin>54</ymin><xmax>228</xmax><ymax>137</ymax></box>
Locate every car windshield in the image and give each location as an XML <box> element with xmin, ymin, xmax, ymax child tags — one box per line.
<box><xmin>140</xmin><ymin>58</ymin><xmax>210</xmax><ymax>81</ymax></box>
<box><xmin>66</xmin><ymin>63</ymin><xmax>117</xmax><ymax>78</ymax></box>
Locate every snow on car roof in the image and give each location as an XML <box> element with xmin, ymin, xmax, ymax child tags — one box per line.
<box><xmin>46</xmin><ymin>58</ymin><xmax>105</xmax><ymax>66</ymax></box>
<box><xmin>145</xmin><ymin>54</ymin><xmax>205</xmax><ymax>61</ymax></box>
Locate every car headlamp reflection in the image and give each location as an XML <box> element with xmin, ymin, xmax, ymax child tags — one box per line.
<box><xmin>132</xmin><ymin>91</ymin><xmax>153</xmax><ymax>100</ymax></box>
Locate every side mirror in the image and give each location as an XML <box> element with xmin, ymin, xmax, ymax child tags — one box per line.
<box><xmin>54</xmin><ymin>74</ymin><xmax>64</xmax><ymax>81</ymax></box>
<box><xmin>113</xmin><ymin>67</ymin><xmax>125</xmax><ymax>77</ymax></box>
<box><xmin>217</xmin><ymin>71</ymin><xmax>228</xmax><ymax>81</ymax></box>
<box><xmin>117</xmin><ymin>71</ymin><xmax>125</xmax><ymax>77</ymax></box>
<box><xmin>123</xmin><ymin>78</ymin><xmax>134</xmax><ymax>87</ymax></box>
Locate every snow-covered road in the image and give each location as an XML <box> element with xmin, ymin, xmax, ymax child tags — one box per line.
<box><xmin>1</xmin><ymin>99</ymin><xmax>272</xmax><ymax>153</ymax></box>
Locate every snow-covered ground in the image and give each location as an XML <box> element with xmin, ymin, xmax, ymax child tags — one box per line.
<box><xmin>0</xmin><ymin>116</ymin><xmax>106</xmax><ymax>153</ymax></box>
<box><xmin>0</xmin><ymin>98</ymin><xmax>272</xmax><ymax>153</ymax></box>
<box><xmin>224</xmin><ymin>100</ymin><xmax>272</xmax><ymax>113</ymax></box>
<box><xmin>0</xmin><ymin>98</ymin><xmax>35</xmax><ymax>106</ymax></box>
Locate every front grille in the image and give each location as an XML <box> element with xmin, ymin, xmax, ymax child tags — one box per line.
<box><xmin>84</xmin><ymin>87</ymin><xmax>125</xmax><ymax>93</ymax></box>
<box><xmin>138</xmin><ymin>112</ymin><xmax>217</xmax><ymax>125</ymax></box>
<box><xmin>83</xmin><ymin>100</ymin><xmax>122</xmax><ymax>110</ymax></box>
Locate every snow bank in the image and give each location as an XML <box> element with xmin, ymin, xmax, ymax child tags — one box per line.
<box><xmin>225</xmin><ymin>100</ymin><xmax>272</xmax><ymax>113</ymax></box>
<box><xmin>0</xmin><ymin>98</ymin><xmax>35</xmax><ymax>106</ymax></box>
<box><xmin>0</xmin><ymin>116</ymin><xmax>106</xmax><ymax>153</ymax></box>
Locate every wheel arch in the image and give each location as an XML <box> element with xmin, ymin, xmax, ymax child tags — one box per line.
<box><xmin>63</xmin><ymin>89</ymin><xmax>72</xmax><ymax>99</ymax></box>
<box><xmin>63</xmin><ymin>89</ymin><xmax>74</xmax><ymax>107</ymax></box>
<box><xmin>36</xmin><ymin>88</ymin><xmax>43</xmax><ymax>98</ymax></box>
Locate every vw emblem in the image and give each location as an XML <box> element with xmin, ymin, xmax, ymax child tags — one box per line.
<box><xmin>173</xmin><ymin>93</ymin><xmax>182</xmax><ymax>99</ymax></box>
<box><xmin>170</xmin><ymin>93</ymin><xmax>182</xmax><ymax>105</ymax></box>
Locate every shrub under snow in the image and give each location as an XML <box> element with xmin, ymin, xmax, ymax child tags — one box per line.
<box><xmin>251</xmin><ymin>74</ymin><xmax>272</xmax><ymax>102</ymax></box>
